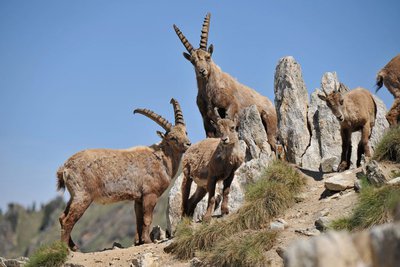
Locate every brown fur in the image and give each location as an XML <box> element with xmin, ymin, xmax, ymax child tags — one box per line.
<box><xmin>318</xmin><ymin>86</ymin><xmax>376</xmax><ymax>172</ymax></box>
<box><xmin>181</xmin><ymin>117</ymin><xmax>245</xmax><ymax>222</ymax></box>
<box><xmin>376</xmin><ymin>54</ymin><xmax>400</xmax><ymax>126</ymax></box>
<box><xmin>57</xmin><ymin>100</ymin><xmax>190</xmax><ymax>250</ymax></box>
<box><xmin>174</xmin><ymin>13</ymin><xmax>277</xmax><ymax>152</ymax></box>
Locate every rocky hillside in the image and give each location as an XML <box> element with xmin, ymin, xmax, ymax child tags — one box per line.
<box><xmin>0</xmin><ymin>191</ymin><xmax>170</xmax><ymax>259</ymax></box>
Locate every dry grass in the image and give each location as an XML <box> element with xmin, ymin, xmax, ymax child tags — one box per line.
<box><xmin>331</xmin><ymin>184</ymin><xmax>400</xmax><ymax>230</ymax></box>
<box><xmin>373</xmin><ymin>126</ymin><xmax>400</xmax><ymax>163</ymax></box>
<box><xmin>167</xmin><ymin>160</ymin><xmax>306</xmax><ymax>265</ymax></box>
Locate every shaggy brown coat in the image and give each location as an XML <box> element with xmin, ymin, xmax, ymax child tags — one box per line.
<box><xmin>174</xmin><ymin>13</ymin><xmax>277</xmax><ymax>151</ymax></box>
<box><xmin>319</xmin><ymin>86</ymin><xmax>376</xmax><ymax>172</ymax></box>
<box><xmin>181</xmin><ymin>117</ymin><xmax>245</xmax><ymax>222</ymax></box>
<box><xmin>57</xmin><ymin>99</ymin><xmax>191</xmax><ymax>250</ymax></box>
<box><xmin>376</xmin><ymin>54</ymin><xmax>400</xmax><ymax>126</ymax></box>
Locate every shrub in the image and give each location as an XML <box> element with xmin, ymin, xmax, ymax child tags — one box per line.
<box><xmin>25</xmin><ymin>241</ymin><xmax>69</xmax><ymax>267</ymax></box>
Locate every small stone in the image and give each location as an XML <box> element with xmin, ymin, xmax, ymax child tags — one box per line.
<box><xmin>354</xmin><ymin>179</ymin><xmax>362</xmax><ymax>192</ymax></box>
<box><xmin>270</xmin><ymin>221</ymin><xmax>285</xmax><ymax>231</ymax></box>
<box><xmin>295</xmin><ymin>228</ymin><xmax>321</xmax><ymax>236</ymax></box>
<box><xmin>315</xmin><ymin>216</ymin><xmax>330</xmax><ymax>232</ymax></box>
<box><xmin>365</xmin><ymin>160</ymin><xmax>389</xmax><ymax>186</ymax></box>
<box><xmin>294</xmin><ymin>192</ymin><xmax>307</xmax><ymax>203</ymax></box>
<box><xmin>190</xmin><ymin>257</ymin><xmax>203</xmax><ymax>267</ymax></box>
<box><xmin>150</xmin><ymin>225</ymin><xmax>166</xmax><ymax>242</ymax></box>
<box><xmin>318</xmin><ymin>208</ymin><xmax>330</xmax><ymax>217</ymax></box>
<box><xmin>387</xmin><ymin>177</ymin><xmax>400</xmax><ymax>185</ymax></box>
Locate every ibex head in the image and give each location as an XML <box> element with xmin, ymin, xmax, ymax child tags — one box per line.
<box><xmin>318</xmin><ymin>83</ymin><xmax>348</xmax><ymax>122</ymax></box>
<box><xmin>134</xmin><ymin>98</ymin><xmax>191</xmax><ymax>152</ymax></box>
<box><xmin>174</xmin><ymin>13</ymin><xmax>214</xmax><ymax>79</ymax></box>
<box><xmin>210</xmin><ymin>108</ymin><xmax>239</xmax><ymax>146</ymax></box>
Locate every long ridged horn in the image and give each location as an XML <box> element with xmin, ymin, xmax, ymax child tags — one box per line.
<box><xmin>173</xmin><ymin>24</ymin><xmax>193</xmax><ymax>53</ymax></box>
<box><xmin>200</xmin><ymin>13</ymin><xmax>211</xmax><ymax>50</ymax></box>
<box><xmin>170</xmin><ymin>98</ymin><xmax>185</xmax><ymax>126</ymax></box>
<box><xmin>134</xmin><ymin>108</ymin><xmax>172</xmax><ymax>131</ymax></box>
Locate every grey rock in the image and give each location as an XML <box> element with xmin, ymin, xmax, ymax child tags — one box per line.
<box><xmin>131</xmin><ymin>253</ymin><xmax>159</xmax><ymax>267</ymax></box>
<box><xmin>270</xmin><ymin>221</ymin><xmax>285</xmax><ymax>231</ymax></box>
<box><xmin>295</xmin><ymin>228</ymin><xmax>321</xmax><ymax>236</ymax></box>
<box><xmin>2</xmin><ymin>259</ymin><xmax>28</xmax><ymax>267</ymax></box>
<box><xmin>274</xmin><ymin>56</ymin><xmax>310</xmax><ymax>165</ymax></box>
<box><xmin>324</xmin><ymin>170</ymin><xmax>356</xmax><ymax>191</ymax></box>
<box><xmin>284</xmin><ymin>231</ymin><xmax>360</xmax><ymax>267</ymax></box>
<box><xmin>369</xmin><ymin>222</ymin><xmax>400</xmax><ymax>267</ymax></box>
<box><xmin>370</xmin><ymin>96</ymin><xmax>390</xmax><ymax>150</ymax></box>
<box><xmin>354</xmin><ymin>179</ymin><xmax>362</xmax><ymax>192</ymax></box>
<box><xmin>189</xmin><ymin>257</ymin><xmax>203</xmax><ymax>267</ymax></box>
<box><xmin>315</xmin><ymin>216</ymin><xmax>330</xmax><ymax>232</ymax></box>
<box><xmin>150</xmin><ymin>225</ymin><xmax>166</xmax><ymax>242</ymax></box>
<box><xmin>365</xmin><ymin>160</ymin><xmax>389</xmax><ymax>186</ymax></box>
<box><xmin>302</xmin><ymin>90</ymin><xmax>323</xmax><ymax>171</ymax></box>
<box><xmin>387</xmin><ymin>177</ymin><xmax>400</xmax><ymax>185</ymax></box>
<box><xmin>238</xmin><ymin>105</ymin><xmax>272</xmax><ymax>160</ymax></box>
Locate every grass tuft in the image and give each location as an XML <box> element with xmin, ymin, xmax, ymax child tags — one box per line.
<box><xmin>25</xmin><ymin>241</ymin><xmax>69</xmax><ymax>267</ymax></box>
<box><xmin>331</xmin><ymin>184</ymin><xmax>400</xmax><ymax>230</ymax></box>
<box><xmin>373</xmin><ymin>126</ymin><xmax>400</xmax><ymax>163</ymax></box>
<box><xmin>168</xmin><ymin>160</ymin><xmax>306</xmax><ymax>264</ymax></box>
<box><xmin>200</xmin><ymin>230</ymin><xmax>277</xmax><ymax>267</ymax></box>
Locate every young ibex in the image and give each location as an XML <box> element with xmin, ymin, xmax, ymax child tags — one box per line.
<box><xmin>376</xmin><ymin>54</ymin><xmax>400</xmax><ymax>126</ymax></box>
<box><xmin>173</xmin><ymin>13</ymin><xmax>277</xmax><ymax>152</ymax></box>
<box><xmin>318</xmin><ymin>84</ymin><xmax>376</xmax><ymax>172</ymax></box>
<box><xmin>57</xmin><ymin>99</ymin><xmax>191</xmax><ymax>250</ymax></box>
<box><xmin>181</xmin><ymin>110</ymin><xmax>245</xmax><ymax>222</ymax></box>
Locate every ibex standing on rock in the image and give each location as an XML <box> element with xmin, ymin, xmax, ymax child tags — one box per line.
<box><xmin>57</xmin><ymin>99</ymin><xmax>191</xmax><ymax>250</ymax></box>
<box><xmin>376</xmin><ymin>54</ymin><xmax>400</xmax><ymax>126</ymax></box>
<box><xmin>181</xmin><ymin>110</ymin><xmax>245</xmax><ymax>222</ymax></box>
<box><xmin>173</xmin><ymin>13</ymin><xmax>277</xmax><ymax>152</ymax></box>
<box><xmin>318</xmin><ymin>84</ymin><xmax>376</xmax><ymax>172</ymax></box>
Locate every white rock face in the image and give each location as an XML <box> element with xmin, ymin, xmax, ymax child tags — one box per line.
<box><xmin>274</xmin><ymin>56</ymin><xmax>310</xmax><ymax>165</ymax></box>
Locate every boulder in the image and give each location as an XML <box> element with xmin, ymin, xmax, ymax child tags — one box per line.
<box><xmin>324</xmin><ymin>169</ymin><xmax>357</xmax><ymax>191</ymax></box>
<box><xmin>365</xmin><ymin>160</ymin><xmax>389</xmax><ymax>186</ymax></box>
<box><xmin>274</xmin><ymin>56</ymin><xmax>310</xmax><ymax>165</ymax></box>
<box><xmin>284</xmin><ymin>221</ymin><xmax>400</xmax><ymax>267</ymax></box>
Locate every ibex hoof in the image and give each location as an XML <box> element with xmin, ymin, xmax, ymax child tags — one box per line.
<box><xmin>337</xmin><ymin>162</ymin><xmax>348</xmax><ymax>172</ymax></box>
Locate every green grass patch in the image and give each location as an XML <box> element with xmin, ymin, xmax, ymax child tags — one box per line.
<box><xmin>331</xmin><ymin>184</ymin><xmax>400</xmax><ymax>231</ymax></box>
<box><xmin>25</xmin><ymin>241</ymin><xmax>69</xmax><ymax>267</ymax></box>
<box><xmin>373</xmin><ymin>126</ymin><xmax>400</xmax><ymax>163</ymax></box>
<box><xmin>168</xmin><ymin>160</ymin><xmax>306</xmax><ymax>264</ymax></box>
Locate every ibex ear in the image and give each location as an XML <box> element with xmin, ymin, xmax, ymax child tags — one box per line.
<box><xmin>183</xmin><ymin>52</ymin><xmax>191</xmax><ymax>61</ymax></box>
<box><xmin>317</xmin><ymin>94</ymin><xmax>326</xmax><ymax>101</ymax></box>
<box><xmin>156</xmin><ymin>131</ymin><xmax>166</xmax><ymax>140</ymax></box>
<box><xmin>208</xmin><ymin>44</ymin><xmax>214</xmax><ymax>56</ymax></box>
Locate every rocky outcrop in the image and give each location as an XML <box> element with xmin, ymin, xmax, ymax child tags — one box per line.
<box><xmin>166</xmin><ymin>106</ymin><xmax>274</xmax><ymax>235</ymax></box>
<box><xmin>274</xmin><ymin>60</ymin><xmax>389</xmax><ymax>172</ymax></box>
<box><xmin>274</xmin><ymin>56</ymin><xmax>310</xmax><ymax>165</ymax></box>
<box><xmin>284</xmin><ymin>221</ymin><xmax>400</xmax><ymax>267</ymax></box>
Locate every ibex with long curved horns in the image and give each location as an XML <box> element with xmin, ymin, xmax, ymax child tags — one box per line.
<box><xmin>318</xmin><ymin>84</ymin><xmax>376</xmax><ymax>172</ymax></box>
<box><xmin>376</xmin><ymin>54</ymin><xmax>400</xmax><ymax>126</ymax></box>
<box><xmin>57</xmin><ymin>99</ymin><xmax>191</xmax><ymax>250</ymax></box>
<box><xmin>174</xmin><ymin>13</ymin><xmax>277</xmax><ymax>152</ymax></box>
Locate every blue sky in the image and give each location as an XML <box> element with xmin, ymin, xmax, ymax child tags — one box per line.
<box><xmin>0</xmin><ymin>1</ymin><xmax>398</xmax><ymax>211</ymax></box>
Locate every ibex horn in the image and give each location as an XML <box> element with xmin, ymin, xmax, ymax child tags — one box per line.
<box><xmin>134</xmin><ymin>108</ymin><xmax>172</xmax><ymax>132</ymax></box>
<box><xmin>173</xmin><ymin>24</ymin><xmax>193</xmax><ymax>53</ymax></box>
<box><xmin>170</xmin><ymin>98</ymin><xmax>185</xmax><ymax>126</ymax></box>
<box><xmin>200</xmin><ymin>13</ymin><xmax>211</xmax><ymax>50</ymax></box>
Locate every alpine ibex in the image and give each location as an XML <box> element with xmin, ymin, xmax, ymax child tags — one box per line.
<box><xmin>181</xmin><ymin>110</ymin><xmax>245</xmax><ymax>222</ymax></box>
<box><xmin>318</xmin><ymin>84</ymin><xmax>376</xmax><ymax>172</ymax></box>
<box><xmin>173</xmin><ymin>13</ymin><xmax>277</xmax><ymax>152</ymax></box>
<box><xmin>376</xmin><ymin>54</ymin><xmax>400</xmax><ymax>126</ymax></box>
<box><xmin>57</xmin><ymin>99</ymin><xmax>191</xmax><ymax>250</ymax></box>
